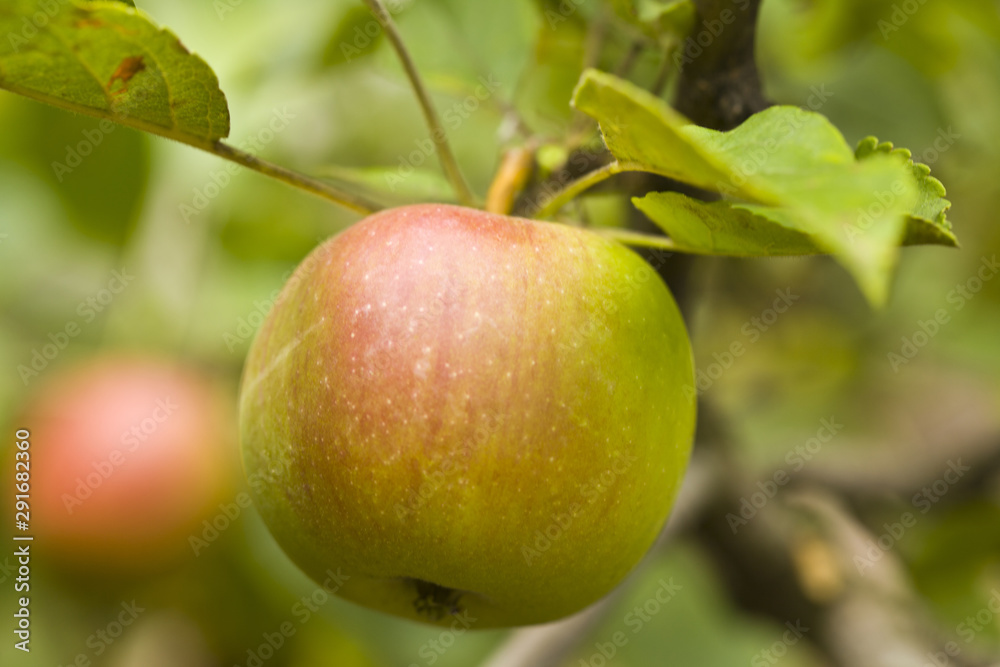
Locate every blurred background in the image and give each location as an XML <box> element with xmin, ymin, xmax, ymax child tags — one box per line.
<box><xmin>1</xmin><ymin>0</ymin><xmax>999</xmax><ymax>665</ymax></box>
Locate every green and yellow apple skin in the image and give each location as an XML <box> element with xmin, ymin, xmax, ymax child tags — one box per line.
<box><xmin>239</xmin><ymin>204</ymin><xmax>695</xmax><ymax>628</ymax></box>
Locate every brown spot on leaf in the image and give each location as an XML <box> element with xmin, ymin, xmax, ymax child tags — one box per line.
<box><xmin>111</xmin><ymin>24</ymin><xmax>140</xmax><ymax>37</ymax></box>
<box><xmin>75</xmin><ymin>18</ymin><xmax>105</xmax><ymax>29</ymax></box>
<box><xmin>107</xmin><ymin>56</ymin><xmax>145</xmax><ymax>96</ymax></box>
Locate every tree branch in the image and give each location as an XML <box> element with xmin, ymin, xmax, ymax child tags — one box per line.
<box><xmin>213</xmin><ymin>142</ymin><xmax>380</xmax><ymax>214</ymax></box>
<box><xmin>362</xmin><ymin>0</ymin><xmax>477</xmax><ymax>207</ymax></box>
<box><xmin>681</xmin><ymin>419</ymin><xmax>1000</xmax><ymax>667</ymax></box>
<box><xmin>673</xmin><ymin>0</ymin><xmax>769</xmax><ymax>129</ymax></box>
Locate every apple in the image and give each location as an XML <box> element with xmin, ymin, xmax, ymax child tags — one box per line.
<box><xmin>239</xmin><ymin>204</ymin><xmax>695</xmax><ymax>627</ymax></box>
<box><xmin>22</xmin><ymin>355</ymin><xmax>236</xmax><ymax>570</ymax></box>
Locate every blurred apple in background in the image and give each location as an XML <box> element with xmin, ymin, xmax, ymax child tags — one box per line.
<box><xmin>21</xmin><ymin>355</ymin><xmax>237</xmax><ymax>570</ymax></box>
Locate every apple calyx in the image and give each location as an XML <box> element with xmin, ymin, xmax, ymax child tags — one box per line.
<box><xmin>410</xmin><ymin>578</ymin><xmax>467</xmax><ymax>620</ymax></box>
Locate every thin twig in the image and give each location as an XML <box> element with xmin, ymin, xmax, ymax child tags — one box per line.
<box><xmin>583</xmin><ymin>6</ymin><xmax>611</xmax><ymax>72</ymax></box>
<box><xmin>531</xmin><ymin>162</ymin><xmax>631</xmax><ymax>219</ymax></box>
<box><xmin>0</xmin><ymin>80</ymin><xmax>382</xmax><ymax>215</ymax></box>
<box><xmin>650</xmin><ymin>39</ymin><xmax>678</xmax><ymax>96</ymax></box>
<box><xmin>362</xmin><ymin>0</ymin><xmax>477</xmax><ymax>207</ymax></box>
<box><xmin>569</xmin><ymin>7</ymin><xmax>613</xmax><ymax>137</ymax></box>
<box><xmin>479</xmin><ymin>603</ymin><xmax>616</xmax><ymax>667</ymax></box>
<box><xmin>213</xmin><ymin>142</ymin><xmax>380</xmax><ymax>214</ymax></box>
<box><xmin>614</xmin><ymin>40</ymin><xmax>644</xmax><ymax>78</ymax></box>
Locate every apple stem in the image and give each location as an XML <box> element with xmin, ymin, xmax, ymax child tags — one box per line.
<box><xmin>362</xmin><ymin>0</ymin><xmax>478</xmax><ymax>208</ymax></box>
<box><xmin>651</xmin><ymin>40</ymin><xmax>681</xmax><ymax>96</ymax></box>
<box><xmin>486</xmin><ymin>145</ymin><xmax>536</xmax><ymax>214</ymax></box>
<box><xmin>532</xmin><ymin>161</ymin><xmax>631</xmax><ymax>220</ymax></box>
<box><xmin>614</xmin><ymin>41</ymin><xmax>644</xmax><ymax>78</ymax></box>
<box><xmin>212</xmin><ymin>142</ymin><xmax>381</xmax><ymax>214</ymax></box>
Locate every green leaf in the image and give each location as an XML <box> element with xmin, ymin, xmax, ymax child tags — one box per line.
<box><xmin>0</xmin><ymin>0</ymin><xmax>230</xmax><ymax>148</ymax></box>
<box><xmin>610</xmin><ymin>0</ymin><xmax>695</xmax><ymax>40</ymax></box>
<box><xmin>644</xmin><ymin>1</ymin><xmax>695</xmax><ymax>39</ymax></box>
<box><xmin>570</xmin><ymin>68</ymin><xmax>956</xmax><ymax>306</ymax></box>
<box><xmin>4</xmin><ymin>99</ymin><xmax>151</xmax><ymax>245</ymax></box>
<box><xmin>518</xmin><ymin>2</ymin><xmax>588</xmax><ymax>127</ymax></box>
<box><xmin>320</xmin><ymin>5</ymin><xmax>384</xmax><ymax>68</ymax></box>
<box><xmin>573</xmin><ymin>69</ymin><xmax>738</xmax><ymax>196</ymax></box>
<box><xmin>855</xmin><ymin>136</ymin><xmax>957</xmax><ymax>248</ymax></box>
<box><xmin>573</xmin><ymin>69</ymin><xmax>871</xmax><ymax>204</ymax></box>
<box><xmin>779</xmin><ymin>0</ymin><xmax>1000</xmax><ymax>78</ymax></box>
<box><xmin>632</xmin><ymin>192</ymin><xmax>819</xmax><ymax>256</ymax></box>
